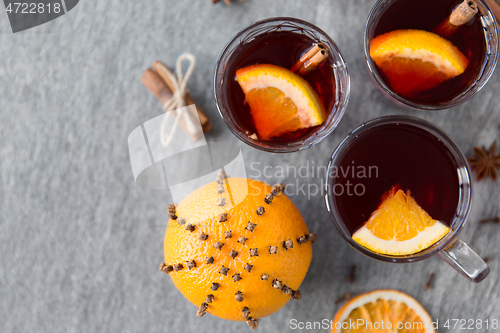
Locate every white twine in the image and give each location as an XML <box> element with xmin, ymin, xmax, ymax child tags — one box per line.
<box><xmin>160</xmin><ymin>53</ymin><xmax>197</xmax><ymax>147</ymax></box>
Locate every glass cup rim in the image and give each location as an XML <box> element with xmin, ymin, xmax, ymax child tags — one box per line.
<box><xmin>363</xmin><ymin>0</ymin><xmax>499</xmax><ymax>110</ymax></box>
<box><xmin>324</xmin><ymin>115</ymin><xmax>473</xmax><ymax>263</ymax></box>
<box><xmin>214</xmin><ymin>16</ymin><xmax>350</xmax><ymax>153</ymax></box>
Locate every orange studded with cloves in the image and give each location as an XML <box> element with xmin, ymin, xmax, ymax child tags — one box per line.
<box><xmin>161</xmin><ymin>177</ymin><xmax>314</xmax><ymax>329</ymax></box>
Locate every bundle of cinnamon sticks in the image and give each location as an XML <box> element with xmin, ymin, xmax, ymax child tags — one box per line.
<box><xmin>141</xmin><ymin>61</ymin><xmax>212</xmax><ymax>141</ymax></box>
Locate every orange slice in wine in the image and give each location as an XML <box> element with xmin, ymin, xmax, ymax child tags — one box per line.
<box><xmin>370</xmin><ymin>29</ymin><xmax>469</xmax><ymax>97</ymax></box>
<box><xmin>352</xmin><ymin>187</ymin><xmax>451</xmax><ymax>255</ymax></box>
<box><xmin>236</xmin><ymin>64</ymin><xmax>326</xmax><ymax>140</ymax></box>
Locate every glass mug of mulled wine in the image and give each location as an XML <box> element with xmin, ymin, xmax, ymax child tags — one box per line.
<box><xmin>214</xmin><ymin>17</ymin><xmax>350</xmax><ymax>153</ymax></box>
<box><xmin>325</xmin><ymin>116</ymin><xmax>489</xmax><ymax>283</ymax></box>
<box><xmin>364</xmin><ymin>0</ymin><xmax>499</xmax><ymax>110</ymax></box>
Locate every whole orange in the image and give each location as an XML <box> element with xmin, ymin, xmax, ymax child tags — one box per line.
<box><xmin>160</xmin><ymin>177</ymin><xmax>315</xmax><ymax>329</ymax></box>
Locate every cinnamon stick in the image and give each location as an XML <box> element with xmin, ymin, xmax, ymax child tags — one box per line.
<box><xmin>434</xmin><ymin>0</ymin><xmax>479</xmax><ymax>38</ymax></box>
<box><xmin>152</xmin><ymin>61</ymin><xmax>213</xmax><ymax>135</ymax></box>
<box><xmin>141</xmin><ymin>68</ymin><xmax>212</xmax><ymax>141</ymax></box>
<box><xmin>141</xmin><ymin>68</ymin><xmax>173</xmax><ymax>104</ymax></box>
<box><xmin>291</xmin><ymin>43</ymin><xmax>329</xmax><ymax>75</ymax></box>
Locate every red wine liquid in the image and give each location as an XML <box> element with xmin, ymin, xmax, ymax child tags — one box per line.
<box><xmin>331</xmin><ymin>123</ymin><xmax>460</xmax><ymax>235</ymax></box>
<box><xmin>372</xmin><ymin>0</ymin><xmax>487</xmax><ymax>105</ymax></box>
<box><xmin>222</xmin><ymin>31</ymin><xmax>336</xmax><ymax>143</ymax></box>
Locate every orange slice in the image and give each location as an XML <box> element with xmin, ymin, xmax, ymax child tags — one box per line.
<box><xmin>236</xmin><ymin>64</ymin><xmax>326</xmax><ymax>140</ymax></box>
<box><xmin>332</xmin><ymin>290</ymin><xmax>435</xmax><ymax>333</ymax></box>
<box><xmin>370</xmin><ymin>29</ymin><xmax>469</xmax><ymax>97</ymax></box>
<box><xmin>352</xmin><ymin>187</ymin><xmax>450</xmax><ymax>255</ymax></box>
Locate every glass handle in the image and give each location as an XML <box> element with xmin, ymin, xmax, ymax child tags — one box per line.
<box><xmin>438</xmin><ymin>238</ymin><xmax>490</xmax><ymax>283</ymax></box>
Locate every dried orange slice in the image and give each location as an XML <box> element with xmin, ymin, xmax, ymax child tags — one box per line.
<box><xmin>352</xmin><ymin>187</ymin><xmax>450</xmax><ymax>255</ymax></box>
<box><xmin>236</xmin><ymin>64</ymin><xmax>326</xmax><ymax>140</ymax></box>
<box><xmin>332</xmin><ymin>289</ymin><xmax>435</xmax><ymax>333</ymax></box>
<box><xmin>370</xmin><ymin>29</ymin><xmax>469</xmax><ymax>97</ymax></box>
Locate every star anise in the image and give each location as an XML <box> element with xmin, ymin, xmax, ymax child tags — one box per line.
<box><xmin>212</xmin><ymin>0</ymin><xmax>244</xmax><ymax>4</ymax></box>
<box><xmin>468</xmin><ymin>141</ymin><xmax>500</xmax><ymax>181</ymax></box>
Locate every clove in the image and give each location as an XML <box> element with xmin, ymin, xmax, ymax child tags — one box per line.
<box><xmin>291</xmin><ymin>290</ymin><xmax>302</xmax><ymax>300</ymax></box>
<box><xmin>297</xmin><ymin>236</ymin><xmax>307</xmax><ymax>245</ymax></box>
<box><xmin>284</xmin><ymin>239</ymin><xmax>293</xmax><ymax>250</ymax></box>
<box><xmin>196</xmin><ymin>302</ymin><xmax>208</xmax><ymax>317</ymax></box>
<box><xmin>199</xmin><ymin>232</ymin><xmax>209</xmax><ymax>241</ymax></box>
<box><xmin>348</xmin><ymin>265</ymin><xmax>356</xmax><ymax>284</ymax></box>
<box><xmin>173</xmin><ymin>263</ymin><xmax>184</xmax><ymax>271</ymax></box>
<box><xmin>186</xmin><ymin>224</ymin><xmax>195</xmax><ymax>232</ymax></box>
<box><xmin>246</xmin><ymin>222</ymin><xmax>257</xmax><ymax>232</ymax></box>
<box><xmin>216</xmin><ymin>184</ymin><xmax>224</xmax><ymax>194</ymax></box>
<box><xmin>269</xmin><ymin>246</ymin><xmax>278</xmax><ymax>255</ymax></box>
<box><xmin>261</xmin><ymin>274</ymin><xmax>269</xmax><ymax>281</ymax></box>
<box><xmin>218</xmin><ymin>198</ymin><xmax>226</xmax><ymax>206</ymax></box>
<box><xmin>214</xmin><ymin>242</ymin><xmax>225</xmax><ymax>251</ymax></box>
<box><xmin>282</xmin><ymin>285</ymin><xmax>293</xmax><ymax>295</ymax></box>
<box><xmin>244</xmin><ymin>263</ymin><xmax>253</xmax><ymax>273</ymax></box>
<box><xmin>272</xmin><ymin>279</ymin><xmax>283</xmax><ymax>289</ymax></box>
<box><xmin>306</xmin><ymin>233</ymin><xmax>317</xmax><ymax>243</ymax></box>
<box><xmin>206</xmin><ymin>256</ymin><xmax>214</xmax><ymax>264</ymax></box>
<box><xmin>217</xmin><ymin>170</ymin><xmax>227</xmax><ymax>180</ymax></box>
<box><xmin>272</xmin><ymin>183</ymin><xmax>286</xmax><ymax>195</ymax></box>
<box><xmin>219</xmin><ymin>265</ymin><xmax>229</xmax><ymax>276</ymax></box>
<box><xmin>242</xmin><ymin>307</ymin><xmax>250</xmax><ymax>318</ymax></box>
<box><xmin>232</xmin><ymin>273</ymin><xmax>242</xmax><ymax>282</ymax></box>
<box><xmin>211</xmin><ymin>282</ymin><xmax>220</xmax><ymax>291</ymax></box>
<box><xmin>159</xmin><ymin>263</ymin><xmax>173</xmax><ymax>274</ymax></box>
<box><xmin>247</xmin><ymin>318</ymin><xmax>259</xmax><ymax>330</ymax></box>
<box><xmin>219</xmin><ymin>213</ymin><xmax>228</xmax><ymax>222</ymax></box>
<box><xmin>224</xmin><ymin>230</ymin><xmax>232</xmax><ymax>239</ymax></box>
<box><xmin>238</xmin><ymin>236</ymin><xmax>248</xmax><ymax>245</ymax></box>
<box><xmin>177</xmin><ymin>217</ymin><xmax>186</xmax><ymax>225</ymax></box>
<box><xmin>229</xmin><ymin>250</ymin><xmax>238</xmax><ymax>259</ymax></box>
<box><xmin>250</xmin><ymin>248</ymin><xmax>258</xmax><ymax>257</ymax></box>
<box><xmin>235</xmin><ymin>291</ymin><xmax>244</xmax><ymax>302</ymax></box>
<box><xmin>206</xmin><ymin>294</ymin><xmax>214</xmax><ymax>303</ymax></box>
<box><xmin>167</xmin><ymin>204</ymin><xmax>177</xmax><ymax>220</ymax></box>
<box><xmin>216</xmin><ymin>171</ymin><xmax>226</xmax><ymax>184</ymax></box>
<box><xmin>264</xmin><ymin>193</ymin><xmax>274</xmax><ymax>204</ymax></box>
<box><xmin>256</xmin><ymin>206</ymin><xmax>265</xmax><ymax>216</ymax></box>
<box><xmin>186</xmin><ymin>260</ymin><xmax>196</xmax><ymax>270</ymax></box>
<box><xmin>424</xmin><ymin>273</ymin><xmax>435</xmax><ymax>290</ymax></box>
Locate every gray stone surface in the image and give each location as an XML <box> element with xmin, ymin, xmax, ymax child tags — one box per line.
<box><xmin>1</xmin><ymin>1</ymin><xmax>499</xmax><ymax>332</ymax></box>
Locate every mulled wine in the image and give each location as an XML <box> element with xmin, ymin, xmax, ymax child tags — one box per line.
<box><xmin>227</xmin><ymin>31</ymin><xmax>335</xmax><ymax>142</ymax></box>
<box><xmin>215</xmin><ymin>18</ymin><xmax>350</xmax><ymax>152</ymax></box>
<box><xmin>331</xmin><ymin>122</ymin><xmax>460</xmax><ymax>236</ymax></box>
<box><xmin>365</xmin><ymin>0</ymin><xmax>498</xmax><ymax>108</ymax></box>
<box><xmin>325</xmin><ymin>118</ymin><xmax>490</xmax><ymax>281</ymax></box>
